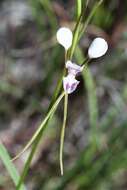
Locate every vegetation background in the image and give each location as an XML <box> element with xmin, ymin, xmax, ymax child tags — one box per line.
<box><xmin>0</xmin><ymin>0</ymin><xmax>127</xmax><ymax>189</ymax></box>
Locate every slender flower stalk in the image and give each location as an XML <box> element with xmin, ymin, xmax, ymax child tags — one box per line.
<box><xmin>56</xmin><ymin>25</ymin><xmax>108</xmax><ymax>174</ymax></box>
<box><xmin>56</xmin><ymin>26</ymin><xmax>86</xmax><ymax>174</ymax></box>
<box><xmin>11</xmin><ymin>91</ymin><xmax>65</xmax><ymax>162</ymax></box>
<box><xmin>60</xmin><ymin>93</ymin><xmax>68</xmax><ymax>175</ymax></box>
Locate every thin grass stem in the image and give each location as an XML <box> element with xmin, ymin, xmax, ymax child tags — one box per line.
<box><xmin>60</xmin><ymin>93</ymin><xmax>68</xmax><ymax>175</ymax></box>
<box><xmin>12</xmin><ymin>92</ymin><xmax>65</xmax><ymax>162</ymax></box>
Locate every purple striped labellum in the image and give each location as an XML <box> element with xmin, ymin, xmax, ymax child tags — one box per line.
<box><xmin>63</xmin><ymin>61</ymin><xmax>84</xmax><ymax>94</ymax></box>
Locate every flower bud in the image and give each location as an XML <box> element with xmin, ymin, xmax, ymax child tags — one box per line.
<box><xmin>56</xmin><ymin>27</ymin><xmax>73</xmax><ymax>50</ymax></box>
<box><xmin>88</xmin><ymin>38</ymin><xmax>108</xmax><ymax>59</ymax></box>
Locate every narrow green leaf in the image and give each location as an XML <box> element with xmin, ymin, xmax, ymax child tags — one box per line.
<box><xmin>75</xmin><ymin>46</ymin><xmax>99</xmax><ymax>146</ymax></box>
<box><xmin>68</xmin><ymin>14</ymin><xmax>83</xmax><ymax>59</ymax></box>
<box><xmin>76</xmin><ymin>0</ymin><xmax>82</xmax><ymax>19</ymax></box>
<box><xmin>12</xmin><ymin>92</ymin><xmax>65</xmax><ymax>162</ymax></box>
<box><xmin>60</xmin><ymin>93</ymin><xmax>68</xmax><ymax>175</ymax></box>
<box><xmin>69</xmin><ymin>0</ymin><xmax>103</xmax><ymax>60</ymax></box>
<box><xmin>83</xmin><ymin>66</ymin><xmax>99</xmax><ymax>128</ymax></box>
<box><xmin>0</xmin><ymin>142</ymin><xmax>26</xmax><ymax>190</ymax></box>
<box><xmin>16</xmin><ymin>92</ymin><xmax>65</xmax><ymax>190</ymax></box>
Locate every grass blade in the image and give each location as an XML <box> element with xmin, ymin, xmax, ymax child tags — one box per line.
<box><xmin>75</xmin><ymin>46</ymin><xmax>99</xmax><ymax>146</ymax></box>
<box><xmin>83</xmin><ymin>66</ymin><xmax>99</xmax><ymax>145</ymax></box>
<box><xmin>0</xmin><ymin>142</ymin><xmax>26</xmax><ymax>190</ymax></box>
<box><xmin>60</xmin><ymin>93</ymin><xmax>68</xmax><ymax>175</ymax></box>
<box><xmin>68</xmin><ymin>14</ymin><xmax>83</xmax><ymax>59</ymax></box>
<box><xmin>69</xmin><ymin>0</ymin><xmax>103</xmax><ymax>60</ymax></box>
<box><xmin>16</xmin><ymin>92</ymin><xmax>65</xmax><ymax>189</ymax></box>
<box><xmin>76</xmin><ymin>0</ymin><xmax>82</xmax><ymax>19</ymax></box>
<box><xmin>12</xmin><ymin>92</ymin><xmax>65</xmax><ymax>162</ymax></box>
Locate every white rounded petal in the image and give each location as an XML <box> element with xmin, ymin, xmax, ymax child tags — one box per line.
<box><xmin>56</xmin><ymin>27</ymin><xmax>73</xmax><ymax>50</ymax></box>
<box><xmin>88</xmin><ymin>38</ymin><xmax>108</xmax><ymax>58</ymax></box>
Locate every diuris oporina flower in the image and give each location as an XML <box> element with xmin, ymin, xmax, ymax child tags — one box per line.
<box><xmin>63</xmin><ymin>61</ymin><xmax>84</xmax><ymax>94</ymax></box>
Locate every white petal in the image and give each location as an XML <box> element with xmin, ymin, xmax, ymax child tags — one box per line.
<box><xmin>88</xmin><ymin>38</ymin><xmax>108</xmax><ymax>58</ymax></box>
<box><xmin>56</xmin><ymin>27</ymin><xmax>73</xmax><ymax>50</ymax></box>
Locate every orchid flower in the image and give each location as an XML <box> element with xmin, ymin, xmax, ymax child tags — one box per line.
<box><xmin>63</xmin><ymin>60</ymin><xmax>84</xmax><ymax>94</ymax></box>
<box><xmin>66</xmin><ymin>61</ymin><xmax>84</xmax><ymax>76</ymax></box>
<box><xmin>56</xmin><ymin>26</ymin><xmax>108</xmax><ymax>176</ymax></box>
<box><xmin>63</xmin><ymin>74</ymin><xmax>80</xmax><ymax>94</ymax></box>
<box><xmin>10</xmin><ymin>1</ymin><xmax>108</xmax><ymax>185</ymax></box>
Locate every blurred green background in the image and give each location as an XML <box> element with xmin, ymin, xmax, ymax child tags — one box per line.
<box><xmin>0</xmin><ymin>0</ymin><xmax>127</xmax><ymax>189</ymax></box>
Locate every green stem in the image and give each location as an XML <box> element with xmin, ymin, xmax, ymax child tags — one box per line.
<box><xmin>68</xmin><ymin>14</ymin><xmax>83</xmax><ymax>59</ymax></box>
<box><xmin>69</xmin><ymin>0</ymin><xmax>103</xmax><ymax>60</ymax></box>
<box><xmin>16</xmin><ymin>35</ymin><xmax>68</xmax><ymax>188</ymax></box>
<box><xmin>76</xmin><ymin>0</ymin><xmax>82</xmax><ymax>20</ymax></box>
<box><xmin>16</xmin><ymin>136</ymin><xmax>40</xmax><ymax>190</ymax></box>
<box><xmin>12</xmin><ymin>92</ymin><xmax>65</xmax><ymax>162</ymax></box>
<box><xmin>48</xmin><ymin>51</ymin><xmax>67</xmax><ymax>110</ymax></box>
<box><xmin>0</xmin><ymin>142</ymin><xmax>26</xmax><ymax>190</ymax></box>
<box><xmin>16</xmin><ymin>92</ymin><xmax>65</xmax><ymax>189</ymax></box>
<box><xmin>60</xmin><ymin>93</ymin><xmax>68</xmax><ymax>175</ymax></box>
<box><xmin>75</xmin><ymin>46</ymin><xmax>99</xmax><ymax>147</ymax></box>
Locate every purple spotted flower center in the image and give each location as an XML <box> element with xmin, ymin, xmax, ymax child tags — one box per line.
<box><xmin>63</xmin><ymin>61</ymin><xmax>84</xmax><ymax>94</ymax></box>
